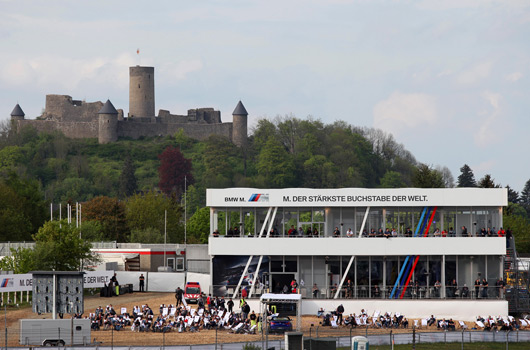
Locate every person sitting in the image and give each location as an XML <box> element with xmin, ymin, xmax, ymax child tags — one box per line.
<box><xmin>433</xmin><ymin>228</ymin><xmax>441</xmax><ymax>237</ymax></box>
<box><xmin>312</xmin><ymin>283</ymin><xmax>319</xmax><ymax>298</ymax></box>
<box><xmin>333</xmin><ymin>227</ymin><xmax>341</xmax><ymax>237</ymax></box>
<box><xmin>384</xmin><ymin>228</ymin><xmax>392</xmax><ymax>238</ymax></box>
<box><xmin>427</xmin><ymin>315</ymin><xmax>436</xmax><ymax>327</ymax></box>
<box><xmin>461</xmin><ymin>284</ymin><xmax>470</xmax><ymax>298</ymax></box>
<box><xmin>313</xmin><ymin>228</ymin><xmax>319</xmax><ymax>237</ymax></box>
<box><xmin>212</xmin><ymin>229</ymin><xmax>220</xmax><ymax>237</ymax></box>
<box><xmin>405</xmin><ymin>227</ymin><xmax>413</xmax><ymax>237</ymax></box>
<box><xmin>346</xmin><ymin>228</ymin><xmax>354</xmax><ymax>237</ymax></box>
<box><xmin>369</xmin><ymin>229</ymin><xmax>376</xmax><ymax>238</ymax></box>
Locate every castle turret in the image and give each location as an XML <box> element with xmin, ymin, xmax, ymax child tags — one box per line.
<box><xmin>232</xmin><ymin>101</ymin><xmax>248</xmax><ymax>147</ymax></box>
<box><xmin>10</xmin><ymin>104</ymin><xmax>25</xmax><ymax>121</ymax></box>
<box><xmin>129</xmin><ymin>66</ymin><xmax>155</xmax><ymax>118</ymax></box>
<box><xmin>98</xmin><ymin>100</ymin><xmax>118</xmax><ymax>144</ymax></box>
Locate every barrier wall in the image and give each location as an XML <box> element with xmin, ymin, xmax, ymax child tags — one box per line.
<box><xmin>244</xmin><ymin>299</ymin><xmax>508</xmax><ymax>322</ymax></box>
<box><xmin>186</xmin><ymin>272</ymin><xmax>211</xmax><ymax>295</ymax></box>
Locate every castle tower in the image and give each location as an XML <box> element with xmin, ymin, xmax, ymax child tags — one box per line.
<box><xmin>232</xmin><ymin>101</ymin><xmax>248</xmax><ymax>147</ymax></box>
<box><xmin>98</xmin><ymin>100</ymin><xmax>118</xmax><ymax>144</ymax></box>
<box><xmin>129</xmin><ymin>66</ymin><xmax>155</xmax><ymax>118</ymax></box>
<box><xmin>10</xmin><ymin>103</ymin><xmax>25</xmax><ymax>120</ymax></box>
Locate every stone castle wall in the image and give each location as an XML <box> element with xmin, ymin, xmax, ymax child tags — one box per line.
<box><xmin>117</xmin><ymin>120</ymin><xmax>232</xmax><ymax>141</ymax></box>
<box><xmin>16</xmin><ymin>120</ymin><xmax>98</xmax><ymax>138</ymax></box>
<box><xmin>41</xmin><ymin>95</ymin><xmax>103</xmax><ymax>123</ymax></box>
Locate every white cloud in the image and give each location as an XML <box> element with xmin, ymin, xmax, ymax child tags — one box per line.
<box><xmin>373</xmin><ymin>91</ymin><xmax>437</xmax><ymax>136</ymax></box>
<box><xmin>473</xmin><ymin>91</ymin><xmax>502</xmax><ymax>148</ymax></box>
<box><xmin>505</xmin><ymin>72</ymin><xmax>523</xmax><ymax>82</ymax></box>
<box><xmin>0</xmin><ymin>53</ymin><xmax>138</xmax><ymax>91</ymax></box>
<box><xmin>472</xmin><ymin>159</ymin><xmax>496</xmax><ymax>174</ymax></box>
<box><xmin>164</xmin><ymin>60</ymin><xmax>203</xmax><ymax>81</ymax></box>
<box><xmin>416</xmin><ymin>0</ymin><xmax>530</xmax><ymax>11</ymax></box>
<box><xmin>456</xmin><ymin>62</ymin><xmax>492</xmax><ymax>85</ymax></box>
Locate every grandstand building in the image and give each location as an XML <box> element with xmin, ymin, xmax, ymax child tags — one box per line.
<box><xmin>207</xmin><ymin>187</ymin><xmax>509</xmax><ymax>320</ymax></box>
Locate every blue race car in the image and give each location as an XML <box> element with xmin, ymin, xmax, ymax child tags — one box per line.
<box><xmin>269</xmin><ymin>316</ymin><xmax>293</xmax><ymax>333</ymax></box>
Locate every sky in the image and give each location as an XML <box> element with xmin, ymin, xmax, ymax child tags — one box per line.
<box><xmin>1</xmin><ymin>0</ymin><xmax>529</xmax><ymax>191</ymax></box>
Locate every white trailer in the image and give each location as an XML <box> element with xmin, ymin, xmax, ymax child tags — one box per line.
<box><xmin>19</xmin><ymin>319</ymin><xmax>91</xmax><ymax>346</ymax></box>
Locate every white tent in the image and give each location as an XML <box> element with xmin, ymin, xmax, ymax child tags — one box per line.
<box><xmin>260</xmin><ymin>293</ymin><xmax>302</xmax><ymax>331</ymax></box>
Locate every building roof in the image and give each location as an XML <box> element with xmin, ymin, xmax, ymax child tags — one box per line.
<box><xmin>10</xmin><ymin>104</ymin><xmax>25</xmax><ymax>117</ymax></box>
<box><xmin>98</xmin><ymin>100</ymin><xmax>118</xmax><ymax>114</ymax></box>
<box><xmin>232</xmin><ymin>101</ymin><xmax>248</xmax><ymax>115</ymax></box>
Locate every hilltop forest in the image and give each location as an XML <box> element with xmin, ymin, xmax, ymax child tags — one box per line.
<box><xmin>1</xmin><ymin>116</ymin><xmax>530</xmax><ymax>251</ymax></box>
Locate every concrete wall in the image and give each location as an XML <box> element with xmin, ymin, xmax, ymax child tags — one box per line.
<box><xmin>209</xmin><ymin>237</ymin><xmax>506</xmax><ymax>257</ymax></box>
<box><xmin>186</xmin><ymin>244</ymin><xmax>210</xmax><ymax>273</ymax></box>
<box><xmin>243</xmin><ymin>299</ymin><xmax>508</xmax><ymax>322</ymax></box>
<box><xmin>115</xmin><ymin>271</ymin><xmax>186</xmax><ymax>292</ymax></box>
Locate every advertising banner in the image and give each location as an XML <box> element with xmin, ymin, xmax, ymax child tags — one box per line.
<box><xmin>207</xmin><ymin>188</ymin><xmax>507</xmax><ymax>207</ymax></box>
<box><xmin>0</xmin><ymin>271</ymin><xmax>114</xmax><ymax>292</ymax></box>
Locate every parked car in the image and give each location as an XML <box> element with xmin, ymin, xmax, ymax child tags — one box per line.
<box><xmin>268</xmin><ymin>316</ymin><xmax>293</xmax><ymax>333</ymax></box>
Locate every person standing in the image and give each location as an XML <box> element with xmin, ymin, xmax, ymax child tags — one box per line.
<box><xmin>175</xmin><ymin>287</ymin><xmax>183</xmax><ymax>307</ymax></box>
<box><xmin>474</xmin><ymin>278</ymin><xmax>481</xmax><ymax>299</ymax></box>
<box><xmin>139</xmin><ymin>274</ymin><xmax>145</xmax><ymax>292</ymax></box>
<box><xmin>336</xmin><ymin>304</ymin><xmax>345</xmax><ymax>325</ymax></box>
<box><xmin>290</xmin><ymin>279</ymin><xmax>298</xmax><ymax>294</ymax></box>
<box><xmin>227</xmin><ymin>298</ymin><xmax>234</xmax><ymax>313</ymax></box>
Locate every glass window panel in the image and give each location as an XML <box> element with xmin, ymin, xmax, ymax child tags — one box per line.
<box><xmin>217</xmin><ymin>209</ymin><xmax>226</xmax><ymax>235</ymax></box>
<box><xmin>284</xmin><ymin>209</ymin><xmax>298</xmax><ymax>237</ymax></box>
<box><xmin>343</xmin><ymin>209</ymin><xmax>355</xmax><ymax>237</ymax></box>
<box><xmin>243</xmin><ymin>210</ymin><xmax>255</xmax><ymax>236</ymax></box>
<box><xmin>356</xmin><ymin>258</ymin><xmax>369</xmax><ymax>298</ymax></box>
<box><xmin>313</xmin><ymin>208</ymin><xmax>325</xmax><ymax>222</ymax></box>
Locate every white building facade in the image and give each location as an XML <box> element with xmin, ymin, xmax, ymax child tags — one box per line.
<box><xmin>207</xmin><ymin>188</ymin><xmax>509</xmax><ymax>320</ymax></box>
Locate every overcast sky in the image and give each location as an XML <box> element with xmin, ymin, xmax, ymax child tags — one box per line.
<box><xmin>1</xmin><ymin>0</ymin><xmax>529</xmax><ymax>192</ymax></box>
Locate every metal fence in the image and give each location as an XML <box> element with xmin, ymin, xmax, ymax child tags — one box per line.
<box><xmin>3</xmin><ymin>328</ymin><xmax>530</xmax><ymax>350</ymax></box>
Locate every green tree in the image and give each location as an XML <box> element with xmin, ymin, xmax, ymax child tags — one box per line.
<box><xmin>302</xmin><ymin>155</ymin><xmax>336</xmax><ymax>188</ymax></box>
<box><xmin>379</xmin><ymin>171</ymin><xmax>405</xmax><ymax>188</ymax></box>
<box><xmin>83</xmin><ymin>196</ymin><xmax>128</xmax><ymax>242</ymax></box>
<box><xmin>187</xmin><ymin>206</ymin><xmax>211</xmax><ymax>243</ymax></box>
<box><xmin>0</xmin><ymin>182</ymin><xmax>32</xmax><ymax>241</ymax></box>
<box><xmin>79</xmin><ymin>220</ymin><xmax>105</xmax><ymax>241</ymax></box>
<box><xmin>0</xmin><ymin>247</ymin><xmax>36</xmax><ymax>274</ymax></box>
<box><xmin>478</xmin><ymin>174</ymin><xmax>500</xmax><ymax>188</ymax></box>
<box><xmin>126</xmin><ymin>190</ymin><xmax>183</xmax><ymax>243</ymax></box>
<box><xmin>457</xmin><ymin>164</ymin><xmax>477</xmax><ymax>187</ymax></box>
<box><xmin>256</xmin><ymin>137</ymin><xmax>295</xmax><ymax>188</ymax></box>
<box><xmin>4</xmin><ymin>172</ymin><xmax>48</xmax><ymax>235</ymax></box>
<box><xmin>412</xmin><ymin>164</ymin><xmax>444</xmax><ymax>188</ymax></box>
<box><xmin>521</xmin><ymin>179</ymin><xmax>530</xmax><ymax>209</ymax></box>
<box><xmin>506</xmin><ymin>185</ymin><xmax>519</xmax><ymax>204</ymax></box>
<box><xmin>203</xmin><ymin>136</ymin><xmax>238</xmax><ymax>188</ymax></box>
<box><xmin>119</xmin><ymin>155</ymin><xmax>137</xmax><ymax>198</ymax></box>
<box><xmin>129</xmin><ymin>227</ymin><xmax>164</xmax><ymax>243</ymax></box>
<box><xmin>32</xmin><ymin>220</ymin><xmax>100</xmax><ymax>271</ymax></box>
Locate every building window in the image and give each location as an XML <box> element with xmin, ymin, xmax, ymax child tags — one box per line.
<box><xmin>167</xmin><ymin>258</ymin><xmax>175</xmax><ymax>270</ymax></box>
<box><xmin>176</xmin><ymin>257</ymin><xmax>185</xmax><ymax>271</ymax></box>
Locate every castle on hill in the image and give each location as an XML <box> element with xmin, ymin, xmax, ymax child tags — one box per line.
<box><xmin>10</xmin><ymin>66</ymin><xmax>248</xmax><ymax>146</ymax></box>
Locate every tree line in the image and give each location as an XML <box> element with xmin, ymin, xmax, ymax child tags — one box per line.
<box><xmin>1</xmin><ymin>116</ymin><xmax>530</xmax><ymax>253</ymax></box>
